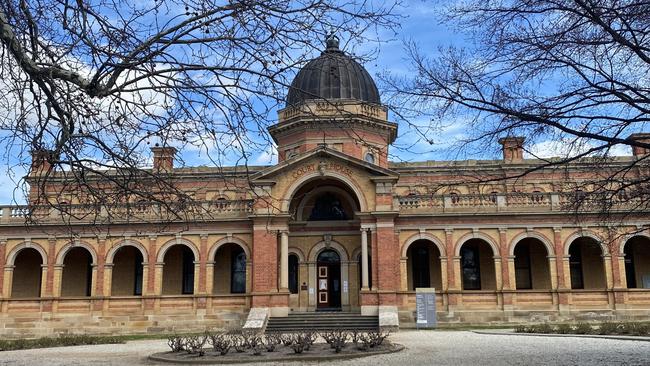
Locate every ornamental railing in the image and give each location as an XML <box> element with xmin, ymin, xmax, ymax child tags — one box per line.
<box><xmin>397</xmin><ymin>192</ymin><xmax>644</xmax><ymax>214</ymax></box>
<box><xmin>0</xmin><ymin>199</ymin><xmax>254</xmax><ymax>225</ymax></box>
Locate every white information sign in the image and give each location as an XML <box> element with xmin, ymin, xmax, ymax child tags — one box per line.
<box><xmin>415</xmin><ymin>288</ymin><xmax>437</xmax><ymax>328</ymax></box>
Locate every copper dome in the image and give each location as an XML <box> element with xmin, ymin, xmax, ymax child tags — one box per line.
<box><xmin>286</xmin><ymin>35</ymin><xmax>381</xmax><ymax>106</ymax></box>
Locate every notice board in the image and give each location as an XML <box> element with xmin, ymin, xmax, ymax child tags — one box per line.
<box><xmin>415</xmin><ymin>288</ymin><xmax>437</xmax><ymax>328</ymax></box>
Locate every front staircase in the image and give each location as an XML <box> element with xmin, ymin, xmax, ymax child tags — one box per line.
<box><xmin>265</xmin><ymin>312</ymin><xmax>379</xmax><ymax>333</ymax></box>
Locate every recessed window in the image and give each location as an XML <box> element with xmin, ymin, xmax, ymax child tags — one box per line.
<box><xmin>364</xmin><ymin>152</ymin><xmax>375</xmax><ymax>164</ymax></box>
<box><xmin>289</xmin><ymin>254</ymin><xmax>299</xmax><ymax>294</ymax></box>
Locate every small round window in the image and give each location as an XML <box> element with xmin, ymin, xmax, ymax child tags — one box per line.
<box><xmin>364</xmin><ymin>152</ymin><xmax>375</xmax><ymax>164</ymax></box>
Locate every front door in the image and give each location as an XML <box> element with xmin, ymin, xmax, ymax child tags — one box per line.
<box><xmin>316</xmin><ymin>250</ymin><xmax>341</xmax><ymax>310</ymax></box>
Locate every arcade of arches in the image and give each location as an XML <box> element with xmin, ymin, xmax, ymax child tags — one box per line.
<box><xmin>3</xmin><ymin>173</ymin><xmax>650</xmax><ymax>335</ymax></box>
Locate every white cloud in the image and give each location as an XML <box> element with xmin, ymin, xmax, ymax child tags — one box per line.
<box><xmin>524</xmin><ymin>139</ymin><xmax>631</xmax><ymax>159</ymax></box>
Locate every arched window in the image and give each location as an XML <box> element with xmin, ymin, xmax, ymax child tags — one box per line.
<box><xmin>318</xmin><ymin>249</ymin><xmax>340</xmax><ymax>263</ymax></box>
<box><xmin>411</xmin><ymin>243</ymin><xmax>431</xmax><ymax>289</ymax></box>
<box><xmin>364</xmin><ymin>152</ymin><xmax>376</xmax><ymax>164</ymax></box>
<box><xmin>231</xmin><ymin>247</ymin><xmax>246</xmax><ymax>294</ymax></box>
<box><xmin>514</xmin><ymin>243</ymin><xmax>532</xmax><ymax>289</ymax></box>
<box><xmin>460</xmin><ymin>239</ymin><xmax>496</xmax><ymax>290</ymax></box>
<box><xmin>624</xmin><ymin>236</ymin><xmax>650</xmax><ymax>289</ymax></box>
<box><xmin>308</xmin><ymin>193</ymin><xmax>348</xmax><ymax>221</ymax></box>
<box><xmin>11</xmin><ymin>248</ymin><xmax>43</xmax><ymax>298</ymax></box>
<box><xmin>61</xmin><ymin>247</ymin><xmax>93</xmax><ymax>297</ymax></box>
<box><xmin>111</xmin><ymin>246</ymin><xmax>144</xmax><ymax>296</ymax></box>
<box><xmin>569</xmin><ymin>243</ymin><xmax>584</xmax><ymax>289</ymax></box>
<box><xmin>213</xmin><ymin>243</ymin><xmax>247</xmax><ymax>294</ymax></box>
<box><xmin>568</xmin><ymin>237</ymin><xmax>605</xmax><ymax>289</ymax></box>
<box><xmin>162</xmin><ymin>245</ymin><xmax>195</xmax><ymax>295</ymax></box>
<box><xmin>461</xmin><ymin>244</ymin><xmax>481</xmax><ymax>290</ymax></box>
<box><xmin>288</xmin><ymin>254</ymin><xmax>299</xmax><ymax>294</ymax></box>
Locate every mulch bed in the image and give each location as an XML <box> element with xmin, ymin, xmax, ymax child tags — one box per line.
<box><xmin>149</xmin><ymin>342</ymin><xmax>404</xmax><ymax>364</ymax></box>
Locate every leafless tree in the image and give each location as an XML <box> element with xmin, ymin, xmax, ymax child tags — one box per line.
<box><xmin>0</xmin><ymin>0</ymin><xmax>398</xmax><ymax>223</ymax></box>
<box><xmin>383</xmin><ymin>0</ymin><xmax>650</xmax><ymax>230</ymax></box>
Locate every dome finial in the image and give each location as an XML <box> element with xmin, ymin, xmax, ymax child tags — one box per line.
<box><xmin>325</xmin><ymin>32</ymin><xmax>340</xmax><ymax>50</ymax></box>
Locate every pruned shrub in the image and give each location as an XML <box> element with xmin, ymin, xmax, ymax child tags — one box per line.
<box><xmin>597</xmin><ymin>322</ymin><xmax>621</xmax><ymax>335</ymax></box>
<box><xmin>167</xmin><ymin>335</ymin><xmax>185</xmax><ymax>353</ymax></box>
<box><xmin>574</xmin><ymin>322</ymin><xmax>593</xmax><ymax>335</ymax></box>
<box><xmin>531</xmin><ymin>323</ymin><xmax>553</xmax><ymax>334</ymax></box>
<box><xmin>229</xmin><ymin>334</ymin><xmax>247</xmax><ymax>353</ymax></box>
<box><xmin>264</xmin><ymin>334</ymin><xmax>282</xmax><ymax>352</ymax></box>
<box><xmin>207</xmin><ymin>333</ymin><xmax>231</xmax><ymax>356</ymax></box>
<box><xmin>555</xmin><ymin>324</ymin><xmax>573</xmax><ymax>334</ymax></box>
<box><xmin>184</xmin><ymin>335</ymin><xmax>207</xmax><ymax>356</ymax></box>
<box><xmin>287</xmin><ymin>332</ymin><xmax>313</xmax><ymax>354</ymax></box>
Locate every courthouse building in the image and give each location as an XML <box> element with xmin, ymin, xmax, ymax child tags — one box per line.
<box><xmin>1</xmin><ymin>37</ymin><xmax>650</xmax><ymax>337</ymax></box>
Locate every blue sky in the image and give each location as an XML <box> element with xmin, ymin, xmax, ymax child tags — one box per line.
<box><xmin>0</xmin><ymin>0</ymin><xmax>634</xmax><ymax>204</ymax></box>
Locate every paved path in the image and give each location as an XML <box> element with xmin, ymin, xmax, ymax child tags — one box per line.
<box><xmin>1</xmin><ymin>330</ymin><xmax>649</xmax><ymax>365</ymax></box>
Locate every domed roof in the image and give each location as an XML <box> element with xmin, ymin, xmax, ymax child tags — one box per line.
<box><xmin>286</xmin><ymin>35</ymin><xmax>381</xmax><ymax>106</ymax></box>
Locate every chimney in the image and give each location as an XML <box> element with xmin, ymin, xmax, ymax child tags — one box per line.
<box><xmin>498</xmin><ymin>137</ymin><xmax>525</xmax><ymax>162</ymax></box>
<box><xmin>151</xmin><ymin>146</ymin><xmax>177</xmax><ymax>172</ymax></box>
<box><xmin>30</xmin><ymin>149</ymin><xmax>55</xmax><ymax>176</ymax></box>
<box><xmin>629</xmin><ymin>133</ymin><xmax>650</xmax><ymax>157</ymax></box>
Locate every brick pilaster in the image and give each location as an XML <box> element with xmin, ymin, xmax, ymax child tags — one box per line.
<box><xmin>95</xmin><ymin>236</ymin><xmax>106</xmax><ymax>296</ymax></box>
<box><xmin>198</xmin><ymin>234</ymin><xmax>208</xmax><ymax>294</ymax></box>
<box><xmin>0</xmin><ymin>238</ymin><xmax>5</xmax><ymax>296</ymax></box>
<box><xmin>553</xmin><ymin>228</ymin><xmax>566</xmax><ymax>288</ymax></box>
<box><xmin>445</xmin><ymin>229</ymin><xmax>456</xmax><ymax>289</ymax></box>
<box><xmin>147</xmin><ymin>235</ymin><xmax>157</xmax><ymax>294</ymax></box>
<box><xmin>45</xmin><ymin>237</ymin><xmax>56</xmax><ymax>296</ymax></box>
<box><xmin>498</xmin><ymin>228</ymin><xmax>511</xmax><ymax>289</ymax></box>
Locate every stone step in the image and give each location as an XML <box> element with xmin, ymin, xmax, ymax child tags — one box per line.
<box><xmin>266</xmin><ymin>312</ymin><xmax>379</xmax><ymax>333</ymax></box>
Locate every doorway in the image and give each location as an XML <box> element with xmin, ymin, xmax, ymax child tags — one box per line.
<box><xmin>316</xmin><ymin>249</ymin><xmax>341</xmax><ymax>310</ymax></box>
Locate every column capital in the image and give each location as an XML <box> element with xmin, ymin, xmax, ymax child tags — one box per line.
<box><xmin>444</xmin><ymin>228</ymin><xmax>454</xmax><ymax>234</ymax></box>
<box><xmin>553</xmin><ymin>226</ymin><xmax>562</xmax><ymax>233</ymax></box>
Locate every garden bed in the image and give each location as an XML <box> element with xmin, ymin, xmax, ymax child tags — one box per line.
<box><xmin>150</xmin><ymin>330</ymin><xmax>404</xmax><ymax>364</ymax></box>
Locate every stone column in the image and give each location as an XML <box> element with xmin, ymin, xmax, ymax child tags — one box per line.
<box><xmin>548</xmin><ymin>256</ymin><xmax>558</xmax><ymax>289</ymax></box>
<box><xmin>280</xmin><ymin>231</ymin><xmax>289</xmax><ymax>291</ymax></box>
<box><xmin>617</xmin><ymin>255</ymin><xmax>627</xmax><ymax>288</ymax></box>
<box><xmin>506</xmin><ymin>256</ymin><xmax>516</xmax><ymax>289</ymax></box>
<box><xmin>603</xmin><ymin>255</ymin><xmax>614</xmax><ymax>289</ymax></box>
<box><xmin>553</xmin><ymin>228</ymin><xmax>566</xmax><ymax>288</ymax></box>
<box><xmin>439</xmin><ymin>256</ymin><xmax>448</xmax><ymax>291</ymax></box>
<box><xmin>52</xmin><ymin>264</ymin><xmax>64</xmax><ymax>297</ymax></box>
<box><xmin>40</xmin><ymin>264</ymin><xmax>48</xmax><ymax>298</ymax></box>
<box><xmin>205</xmin><ymin>261</ymin><xmax>215</xmax><ymax>295</ymax></box>
<box><xmin>103</xmin><ymin>264</ymin><xmax>114</xmax><ymax>296</ymax></box>
<box><xmin>361</xmin><ymin>228</ymin><xmax>369</xmax><ymax>290</ymax></box>
<box><xmin>2</xmin><ymin>265</ymin><xmax>13</xmax><ymax>298</ymax></box>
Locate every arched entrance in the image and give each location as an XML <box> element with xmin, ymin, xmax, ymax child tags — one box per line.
<box><xmin>286</xmin><ymin>176</ymin><xmax>362</xmax><ymax>312</ymax></box>
<box><xmin>317</xmin><ymin>249</ymin><xmax>342</xmax><ymax>310</ymax></box>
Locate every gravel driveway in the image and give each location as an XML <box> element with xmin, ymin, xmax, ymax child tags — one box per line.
<box><xmin>1</xmin><ymin>330</ymin><xmax>649</xmax><ymax>365</ymax></box>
